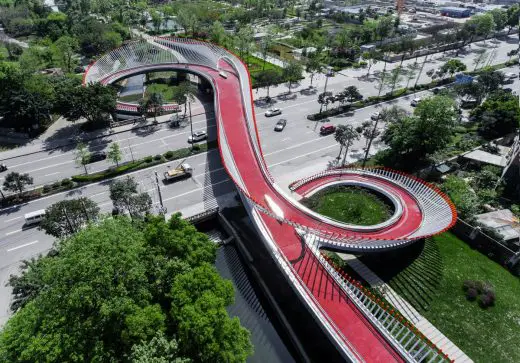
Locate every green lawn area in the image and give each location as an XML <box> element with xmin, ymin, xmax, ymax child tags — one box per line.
<box><xmin>301</xmin><ymin>186</ymin><xmax>392</xmax><ymax>226</ymax></box>
<box><xmin>244</xmin><ymin>54</ymin><xmax>283</xmax><ymax>74</ymax></box>
<box><xmin>145</xmin><ymin>83</ymin><xmax>176</xmax><ymax>103</ymax></box>
<box><xmin>361</xmin><ymin>233</ymin><xmax>520</xmax><ymax>363</ymax></box>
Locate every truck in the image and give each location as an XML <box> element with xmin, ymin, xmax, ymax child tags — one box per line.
<box><xmin>163</xmin><ymin>163</ymin><xmax>193</xmax><ymax>182</ymax></box>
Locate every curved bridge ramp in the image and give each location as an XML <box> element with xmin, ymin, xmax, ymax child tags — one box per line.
<box><xmin>84</xmin><ymin>38</ymin><xmax>457</xmax><ymax>363</ymax></box>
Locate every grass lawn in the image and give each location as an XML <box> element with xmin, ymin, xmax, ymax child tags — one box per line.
<box><xmin>145</xmin><ymin>83</ymin><xmax>176</xmax><ymax>103</ymax></box>
<box><xmin>361</xmin><ymin>233</ymin><xmax>520</xmax><ymax>363</ymax></box>
<box><xmin>301</xmin><ymin>186</ymin><xmax>392</xmax><ymax>226</ymax></box>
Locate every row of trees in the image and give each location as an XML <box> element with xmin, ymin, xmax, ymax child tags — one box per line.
<box><xmin>1</xmin><ymin>213</ymin><xmax>253</xmax><ymax>361</ymax></box>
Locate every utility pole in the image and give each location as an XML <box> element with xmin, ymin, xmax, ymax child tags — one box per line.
<box><xmin>154</xmin><ymin>171</ymin><xmax>165</xmax><ymax>214</ymax></box>
<box><xmin>189</xmin><ymin>101</ymin><xmax>194</xmax><ymax>151</ymax></box>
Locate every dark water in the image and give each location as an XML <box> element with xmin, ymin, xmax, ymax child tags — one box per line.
<box><xmin>214</xmin><ymin>242</ymin><xmax>296</xmax><ymax>363</ymax></box>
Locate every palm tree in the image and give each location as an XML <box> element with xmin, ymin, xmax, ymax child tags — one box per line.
<box><xmin>336</xmin><ymin>125</ymin><xmax>360</xmax><ymax>166</ymax></box>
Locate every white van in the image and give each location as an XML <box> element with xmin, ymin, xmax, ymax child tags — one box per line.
<box><xmin>24</xmin><ymin>209</ymin><xmax>46</xmax><ymax>225</ymax></box>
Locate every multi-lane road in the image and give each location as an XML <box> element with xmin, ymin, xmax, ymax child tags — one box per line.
<box><xmin>0</xmin><ymin>35</ymin><xmax>517</xmax><ymax>326</ymax></box>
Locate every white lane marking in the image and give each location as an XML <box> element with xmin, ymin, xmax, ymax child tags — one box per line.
<box><xmin>6</xmin><ymin>229</ymin><xmax>22</xmax><ymax>236</ymax></box>
<box><xmin>268</xmin><ymin>144</ymin><xmax>337</xmax><ymax>167</ymax></box>
<box><xmin>163</xmin><ymin>179</ymin><xmax>232</xmax><ymax>202</ymax></box>
<box><xmin>281</xmin><ymin>137</ymin><xmax>291</xmax><ymax>142</ymax></box>
<box><xmin>7</xmin><ymin>240</ymin><xmax>39</xmax><ymax>252</ymax></box>
<box><xmin>44</xmin><ymin>172</ymin><xmax>61</xmax><ymax>177</ymax></box>
<box><xmin>4</xmin><ymin>216</ymin><xmax>22</xmax><ymax>223</ymax></box>
<box><xmin>30</xmin><ymin>160</ymin><xmax>72</xmax><ymax>173</ymax></box>
<box><xmin>263</xmin><ymin>134</ymin><xmax>334</xmax><ymax>157</ymax></box>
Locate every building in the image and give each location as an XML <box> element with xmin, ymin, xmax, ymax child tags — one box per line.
<box><xmin>440</xmin><ymin>7</ymin><xmax>472</xmax><ymax>18</ymax></box>
<box><xmin>475</xmin><ymin>209</ymin><xmax>520</xmax><ymax>246</ymax></box>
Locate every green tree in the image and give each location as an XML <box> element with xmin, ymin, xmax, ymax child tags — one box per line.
<box><xmin>471</xmin><ymin>13</ymin><xmax>495</xmax><ymax>40</ymax></box>
<box><xmin>52</xmin><ymin>36</ymin><xmax>79</xmax><ymax>73</ymax></box>
<box><xmin>362</xmin><ymin>51</ymin><xmax>379</xmax><ymax>77</ymax></box>
<box><xmin>342</xmin><ymin>85</ymin><xmax>362</xmax><ymax>104</ymax></box>
<box><xmin>109</xmin><ymin>176</ymin><xmax>152</xmax><ymax>219</ymax></box>
<box><xmin>209</xmin><ymin>20</ymin><xmax>227</xmax><ymax>46</ymax></box>
<box><xmin>0</xmin><ymin>215</ymin><xmax>250</xmax><ymax>362</ymax></box>
<box><xmin>236</xmin><ymin>25</ymin><xmax>254</xmax><ymax>60</ymax></box>
<box><xmin>170</xmin><ymin>264</ymin><xmax>253</xmax><ymax>361</ymax></box>
<box><xmin>140</xmin><ymin>93</ymin><xmax>164</xmax><ymax>122</ymax></box>
<box><xmin>441</xmin><ymin>59</ymin><xmax>467</xmax><ymax>78</ymax></box>
<box><xmin>506</xmin><ymin>4</ymin><xmax>519</xmax><ymax>34</ymax></box>
<box><xmin>282</xmin><ymin>60</ymin><xmax>303</xmax><ymax>94</ymax></box>
<box><xmin>489</xmin><ymin>9</ymin><xmax>507</xmax><ymax>36</ymax></box>
<box><xmin>130</xmin><ymin>331</ymin><xmax>191</xmax><ymax>363</ymax></box>
<box><xmin>476</xmin><ymin>67</ymin><xmax>505</xmax><ymax>96</ymax></box>
<box><xmin>440</xmin><ymin>175</ymin><xmax>479</xmax><ymax>218</ymax></box>
<box><xmin>107</xmin><ymin>142</ymin><xmax>122</xmax><ymax>167</ymax></box>
<box><xmin>60</xmin><ymin>82</ymin><xmax>117</xmax><ymax>126</ymax></box>
<box><xmin>334</xmin><ymin>124</ymin><xmax>360</xmax><ymax>166</ymax></box>
<box><xmin>74</xmin><ymin>142</ymin><xmax>91</xmax><ymax>174</ymax></box>
<box><xmin>471</xmin><ymin>91</ymin><xmax>520</xmax><ymax>139</ymax></box>
<box><xmin>255</xmin><ymin>69</ymin><xmax>281</xmax><ymax>99</ymax></box>
<box><xmin>150</xmin><ymin>9</ymin><xmax>162</xmax><ymax>33</ymax></box>
<box><xmin>382</xmin><ymin>96</ymin><xmax>458</xmax><ymax>161</ymax></box>
<box><xmin>40</xmin><ymin>198</ymin><xmax>100</xmax><ymax>238</ymax></box>
<box><xmin>3</xmin><ymin>172</ymin><xmax>33</xmax><ymax>195</ymax></box>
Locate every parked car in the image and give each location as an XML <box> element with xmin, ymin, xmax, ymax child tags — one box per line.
<box><xmin>274</xmin><ymin>119</ymin><xmax>287</xmax><ymax>132</ymax></box>
<box><xmin>410</xmin><ymin>97</ymin><xmax>422</xmax><ymax>107</ymax></box>
<box><xmin>88</xmin><ymin>152</ymin><xmax>107</xmax><ymax>163</ymax></box>
<box><xmin>505</xmin><ymin>72</ymin><xmax>518</xmax><ymax>79</ymax></box>
<box><xmin>432</xmin><ymin>86</ymin><xmax>446</xmax><ymax>95</ymax></box>
<box><xmin>265</xmin><ymin>108</ymin><xmax>282</xmax><ymax>117</ymax></box>
<box><xmin>370</xmin><ymin>112</ymin><xmax>381</xmax><ymax>121</ymax></box>
<box><xmin>320</xmin><ymin>123</ymin><xmax>336</xmax><ymax>135</ymax></box>
<box><xmin>188</xmin><ymin>130</ymin><xmax>207</xmax><ymax>143</ymax></box>
<box><xmin>0</xmin><ymin>164</ymin><xmax>7</xmax><ymax>172</ymax></box>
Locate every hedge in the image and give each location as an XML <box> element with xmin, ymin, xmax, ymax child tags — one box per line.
<box><xmin>71</xmin><ymin>141</ymin><xmax>217</xmax><ymax>183</ymax></box>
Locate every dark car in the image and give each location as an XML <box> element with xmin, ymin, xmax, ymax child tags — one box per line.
<box><xmin>274</xmin><ymin>119</ymin><xmax>287</xmax><ymax>132</ymax></box>
<box><xmin>88</xmin><ymin>152</ymin><xmax>107</xmax><ymax>163</ymax></box>
<box><xmin>0</xmin><ymin>164</ymin><xmax>7</xmax><ymax>172</ymax></box>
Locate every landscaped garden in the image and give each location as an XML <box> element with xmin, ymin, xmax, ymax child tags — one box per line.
<box><xmin>359</xmin><ymin>232</ymin><xmax>520</xmax><ymax>363</ymax></box>
<box><xmin>301</xmin><ymin>185</ymin><xmax>392</xmax><ymax>226</ymax></box>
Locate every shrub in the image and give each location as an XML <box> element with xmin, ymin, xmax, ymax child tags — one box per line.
<box><xmin>144</xmin><ymin>156</ymin><xmax>153</xmax><ymax>163</ymax></box>
<box><xmin>479</xmin><ymin>291</ymin><xmax>496</xmax><ymax>308</ymax></box>
<box><xmin>358</xmin><ymin>61</ymin><xmax>368</xmax><ymax>67</ymax></box>
<box><xmin>463</xmin><ymin>280</ymin><xmax>476</xmax><ymax>291</ymax></box>
<box><xmin>153</xmin><ymin>154</ymin><xmax>162</xmax><ymax>161</ymax></box>
<box><xmin>61</xmin><ymin>178</ymin><xmax>72</xmax><ymax>187</ymax></box>
<box><xmin>465</xmin><ymin>288</ymin><xmax>478</xmax><ymax>301</ymax></box>
<box><xmin>192</xmin><ymin>144</ymin><xmax>200</xmax><ymax>151</ymax></box>
<box><xmin>52</xmin><ymin>181</ymin><xmax>61</xmax><ymax>189</ymax></box>
<box><xmin>164</xmin><ymin>151</ymin><xmax>174</xmax><ymax>159</ymax></box>
<box><xmin>42</xmin><ymin>185</ymin><xmax>52</xmax><ymax>193</ymax></box>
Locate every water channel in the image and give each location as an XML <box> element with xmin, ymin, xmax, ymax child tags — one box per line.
<box><xmin>201</xmin><ymin>222</ymin><xmax>297</xmax><ymax>363</ymax></box>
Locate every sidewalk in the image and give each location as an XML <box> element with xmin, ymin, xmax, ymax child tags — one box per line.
<box><xmin>337</xmin><ymin>253</ymin><xmax>473</xmax><ymax>363</ymax></box>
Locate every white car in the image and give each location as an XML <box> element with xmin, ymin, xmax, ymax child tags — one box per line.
<box><xmin>505</xmin><ymin>72</ymin><xmax>518</xmax><ymax>79</ymax></box>
<box><xmin>188</xmin><ymin>131</ymin><xmax>207</xmax><ymax>143</ymax></box>
<box><xmin>370</xmin><ymin>112</ymin><xmax>381</xmax><ymax>121</ymax></box>
<box><xmin>411</xmin><ymin>97</ymin><xmax>422</xmax><ymax>107</ymax></box>
<box><xmin>265</xmin><ymin>108</ymin><xmax>282</xmax><ymax>117</ymax></box>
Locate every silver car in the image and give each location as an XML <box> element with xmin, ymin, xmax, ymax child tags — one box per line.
<box><xmin>265</xmin><ymin>108</ymin><xmax>282</xmax><ymax>117</ymax></box>
<box><xmin>188</xmin><ymin>131</ymin><xmax>207</xmax><ymax>143</ymax></box>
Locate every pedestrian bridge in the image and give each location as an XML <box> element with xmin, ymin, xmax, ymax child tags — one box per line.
<box><xmin>84</xmin><ymin>38</ymin><xmax>457</xmax><ymax>362</ymax></box>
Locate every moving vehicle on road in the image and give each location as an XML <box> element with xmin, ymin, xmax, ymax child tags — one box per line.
<box><xmin>188</xmin><ymin>131</ymin><xmax>207</xmax><ymax>143</ymax></box>
<box><xmin>274</xmin><ymin>119</ymin><xmax>287</xmax><ymax>132</ymax></box>
<box><xmin>411</xmin><ymin>97</ymin><xmax>422</xmax><ymax>107</ymax></box>
<box><xmin>0</xmin><ymin>164</ymin><xmax>7</xmax><ymax>172</ymax></box>
<box><xmin>370</xmin><ymin>112</ymin><xmax>381</xmax><ymax>121</ymax></box>
<box><xmin>432</xmin><ymin>86</ymin><xmax>446</xmax><ymax>94</ymax></box>
<box><xmin>163</xmin><ymin>163</ymin><xmax>193</xmax><ymax>182</ymax></box>
<box><xmin>320</xmin><ymin>123</ymin><xmax>336</xmax><ymax>135</ymax></box>
<box><xmin>265</xmin><ymin>108</ymin><xmax>282</xmax><ymax>117</ymax></box>
<box><xmin>89</xmin><ymin>152</ymin><xmax>107</xmax><ymax>163</ymax></box>
<box><xmin>24</xmin><ymin>209</ymin><xmax>46</xmax><ymax>226</ymax></box>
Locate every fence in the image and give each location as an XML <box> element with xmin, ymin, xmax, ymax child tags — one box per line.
<box><xmin>451</xmin><ymin>218</ymin><xmax>518</xmax><ymax>268</ymax></box>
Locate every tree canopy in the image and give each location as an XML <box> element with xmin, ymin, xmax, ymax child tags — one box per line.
<box><xmin>0</xmin><ymin>215</ymin><xmax>253</xmax><ymax>362</ymax></box>
<box><xmin>472</xmin><ymin>91</ymin><xmax>520</xmax><ymax>139</ymax></box>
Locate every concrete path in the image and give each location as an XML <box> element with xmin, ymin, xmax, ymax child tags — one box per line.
<box><xmin>338</xmin><ymin>253</ymin><xmax>473</xmax><ymax>363</ymax></box>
